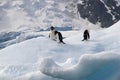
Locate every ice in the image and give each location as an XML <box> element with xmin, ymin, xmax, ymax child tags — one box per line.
<box><xmin>0</xmin><ymin>21</ymin><xmax>120</xmax><ymax>80</ymax></box>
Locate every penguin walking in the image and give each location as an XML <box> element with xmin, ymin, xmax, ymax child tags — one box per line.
<box><xmin>49</xmin><ymin>26</ymin><xmax>65</xmax><ymax>44</ymax></box>
<box><xmin>82</xmin><ymin>29</ymin><xmax>90</xmax><ymax>41</ymax></box>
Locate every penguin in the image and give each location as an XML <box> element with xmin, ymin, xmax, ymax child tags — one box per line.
<box><xmin>82</xmin><ymin>29</ymin><xmax>90</xmax><ymax>41</ymax></box>
<box><xmin>49</xmin><ymin>26</ymin><xmax>65</xmax><ymax>44</ymax></box>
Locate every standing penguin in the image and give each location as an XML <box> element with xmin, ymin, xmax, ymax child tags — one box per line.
<box><xmin>82</xmin><ymin>29</ymin><xmax>90</xmax><ymax>41</ymax></box>
<box><xmin>49</xmin><ymin>26</ymin><xmax>65</xmax><ymax>44</ymax></box>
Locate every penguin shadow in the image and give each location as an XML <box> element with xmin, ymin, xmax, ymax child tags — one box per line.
<box><xmin>81</xmin><ymin>39</ymin><xmax>99</xmax><ymax>42</ymax></box>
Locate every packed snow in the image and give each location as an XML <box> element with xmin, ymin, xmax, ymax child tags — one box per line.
<box><xmin>0</xmin><ymin>21</ymin><xmax>120</xmax><ymax>80</ymax></box>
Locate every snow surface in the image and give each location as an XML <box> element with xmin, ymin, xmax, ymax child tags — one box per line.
<box><xmin>0</xmin><ymin>21</ymin><xmax>120</xmax><ymax>80</ymax></box>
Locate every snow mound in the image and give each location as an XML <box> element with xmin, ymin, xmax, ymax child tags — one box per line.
<box><xmin>40</xmin><ymin>57</ymin><xmax>63</xmax><ymax>79</ymax></box>
<box><xmin>0</xmin><ymin>21</ymin><xmax>120</xmax><ymax>80</ymax></box>
<box><xmin>40</xmin><ymin>52</ymin><xmax>120</xmax><ymax>80</ymax></box>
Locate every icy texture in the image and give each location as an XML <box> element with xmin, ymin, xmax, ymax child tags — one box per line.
<box><xmin>0</xmin><ymin>21</ymin><xmax>120</xmax><ymax>80</ymax></box>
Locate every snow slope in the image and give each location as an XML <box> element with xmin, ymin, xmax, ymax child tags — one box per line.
<box><xmin>0</xmin><ymin>21</ymin><xmax>120</xmax><ymax>80</ymax></box>
<box><xmin>0</xmin><ymin>0</ymin><xmax>101</xmax><ymax>32</ymax></box>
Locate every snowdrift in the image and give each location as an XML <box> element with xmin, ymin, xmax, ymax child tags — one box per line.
<box><xmin>40</xmin><ymin>53</ymin><xmax>120</xmax><ymax>80</ymax></box>
<box><xmin>0</xmin><ymin>21</ymin><xmax>120</xmax><ymax>80</ymax></box>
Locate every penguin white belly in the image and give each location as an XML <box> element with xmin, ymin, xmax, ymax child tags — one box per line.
<box><xmin>50</xmin><ymin>32</ymin><xmax>56</xmax><ymax>40</ymax></box>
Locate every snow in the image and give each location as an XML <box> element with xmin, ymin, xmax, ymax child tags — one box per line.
<box><xmin>115</xmin><ymin>0</ymin><xmax>120</xmax><ymax>6</ymax></box>
<box><xmin>100</xmin><ymin>0</ymin><xmax>116</xmax><ymax>20</ymax></box>
<box><xmin>0</xmin><ymin>0</ymin><xmax>101</xmax><ymax>32</ymax></box>
<box><xmin>0</xmin><ymin>20</ymin><xmax>120</xmax><ymax>80</ymax></box>
<box><xmin>40</xmin><ymin>53</ymin><xmax>120</xmax><ymax>80</ymax></box>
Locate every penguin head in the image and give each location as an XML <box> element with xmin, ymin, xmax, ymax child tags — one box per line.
<box><xmin>50</xmin><ymin>26</ymin><xmax>55</xmax><ymax>30</ymax></box>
